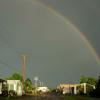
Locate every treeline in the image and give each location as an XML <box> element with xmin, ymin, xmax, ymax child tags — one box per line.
<box><xmin>5</xmin><ymin>73</ymin><xmax>100</xmax><ymax>97</ymax></box>
<box><xmin>89</xmin><ymin>76</ymin><xmax>100</xmax><ymax>98</ymax></box>
<box><xmin>79</xmin><ymin>75</ymin><xmax>100</xmax><ymax>98</ymax></box>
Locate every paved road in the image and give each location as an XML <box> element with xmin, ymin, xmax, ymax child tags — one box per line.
<box><xmin>0</xmin><ymin>95</ymin><xmax>65</xmax><ymax>100</ymax></box>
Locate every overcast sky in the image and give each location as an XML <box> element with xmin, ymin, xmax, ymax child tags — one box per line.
<box><xmin>0</xmin><ymin>0</ymin><xmax>100</xmax><ymax>87</ymax></box>
<box><xmin>39</xmin><ymin>0</ymin><xmax>100</xmax><ymax>55</ymax></box>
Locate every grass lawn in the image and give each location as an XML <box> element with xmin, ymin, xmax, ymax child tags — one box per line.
<box><xmin>0</xmin><ymin>95</ymin><xmax>100</xmax><ymax>100</ymax></box>
<box><xmin>63</xmin><ymin>95</ymin><xmax>100</xmax><ymax>100</ymax></box>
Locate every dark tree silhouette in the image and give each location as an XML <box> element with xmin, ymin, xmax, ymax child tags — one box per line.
<box><xmin>90</xmin><ymin>76</ymin><xmax>100</xmax><ymax>98</ymax></box>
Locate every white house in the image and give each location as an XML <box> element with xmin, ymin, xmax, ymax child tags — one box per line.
<box><xmin>57</xmin><ymin>83</ymin><xmax>79</xmax><ymax>94</ymax></box>
<box><xmin>57</xmin><ymin>83</ymin><xmax>95</xmax><ymax>94</ymax></box>
<box><xmin>7</xmin><ymin>80</ymin><xmax>23</xmax><ymax>96</ymax></box>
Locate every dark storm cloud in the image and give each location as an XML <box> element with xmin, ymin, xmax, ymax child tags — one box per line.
<box><xmin>0</xmin><ymin>0</ymin><xmax>100</xmax><ymax>87</ymax></box>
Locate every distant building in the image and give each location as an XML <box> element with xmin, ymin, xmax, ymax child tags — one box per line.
<box><xmin>57</xmin><ymin>83</ymin><xmax>78</xmax><ymax>94</ymax></box>
<box><xmin>37</xmin><ymin>86</ymin><xmax>50</xmax><ymax>93</ymax></box>
<box><xmin>57</xmin><ymin>83</ymin><xmax>95</xmax><ymax>94</ymax></box>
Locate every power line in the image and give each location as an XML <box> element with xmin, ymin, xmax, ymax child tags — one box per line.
<box><xmin>0</xmin><ymin>26</ymin><xmax>19</xmax><ymax>54</ymax></box>
<box><xmin>0</xmin><ymin>28</ymin><xmax>21</xmax><ymax>72</ymax></box>
<box><xmin>0</xmin><ymin>59</ymin><xmax>20</xmax><ymax>72</ymax></box>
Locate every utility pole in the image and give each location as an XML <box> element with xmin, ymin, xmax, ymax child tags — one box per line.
<box><xmin>21</xmin><ymin>54</ymin><xmax>27</xmax><ymax>83</ymax></box>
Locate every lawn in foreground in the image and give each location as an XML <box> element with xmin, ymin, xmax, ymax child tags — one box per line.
<box><xmin>63</xmin><ymin>95</ymin><xmax>100</xmax><ymax>100</ymax></box>
<box><xmin>0</xmin><ymin>95</ymin><xmax>100</xmax><ymax>100</ymax></box>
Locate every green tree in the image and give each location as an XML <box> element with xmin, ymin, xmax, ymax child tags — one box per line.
<box><xmin>90</xmin><ymin>76</ymin><xmax>100</xmax><ymax>97</ymax></box>
<box><xmin>6</xmin><ymin>73</ymin><xmax>22</xmax><ymax>81</ymax></box>
<box><xmin>80</xmin><ymin>76</ymin><xmax>97</xmax><ymax>86</ymax></box>
<box><xmin>24</xmin><ymin>78</ymin><xmax>33</xmax><ymax>92</ymax></box>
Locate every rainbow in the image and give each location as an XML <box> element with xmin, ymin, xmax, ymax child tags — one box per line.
<box><xmin>35</xmin><ymin>0</ymin><xmax>100</xmax><ymax>66</ymax></box>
